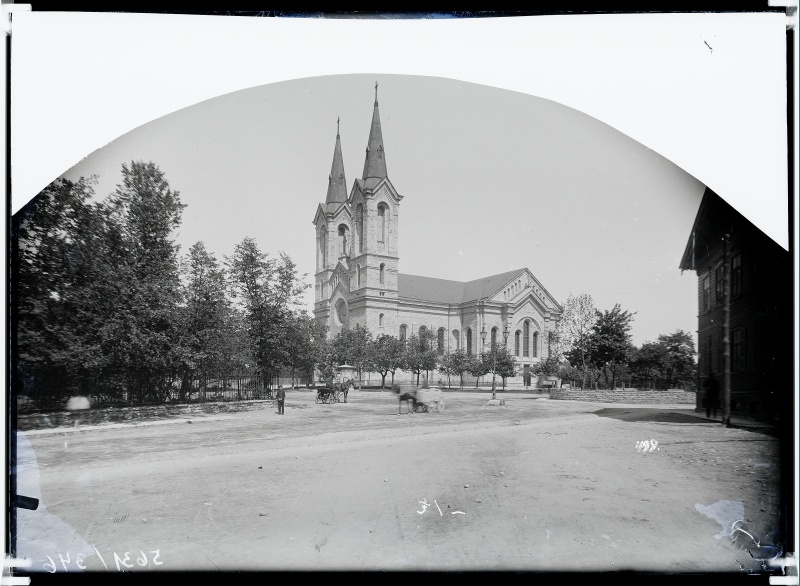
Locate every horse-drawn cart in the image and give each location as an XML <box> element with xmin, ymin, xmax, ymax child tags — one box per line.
<box><xmin>412</xmin><ymin>387</ymin><xmax>445</xmax><ymax>412</ymax></box>
<box><xmin>394</xmin><ymin>384</ymin><xmax>445</xmax><ymax>413</ymax></box>
<box><xmin>316</xmin><ymin>386</ymin><xmax>337</xmax><ymax>404</ymax></box>
<box><xmin>315</xmin><ymin>381</ymin><xmax>352</xmax><ymax>404</ymax></box>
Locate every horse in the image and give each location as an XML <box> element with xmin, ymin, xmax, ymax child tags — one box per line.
<box><xmin>392</xmin><ymin>384</ymin><xmax>417</xmax><ymax>414</ymax></box>
<box><xmin>332</xmin><ymin>380</ymin><xmax>352</xmax><ymax>403</ymax></box>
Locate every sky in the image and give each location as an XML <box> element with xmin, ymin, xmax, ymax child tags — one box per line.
<box><xmin>59</xmin><ymin>73</ymin><xmax>706</xmax><ymax>348</ymax></box>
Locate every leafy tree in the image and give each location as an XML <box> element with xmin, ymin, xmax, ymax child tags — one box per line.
<box><xmin>283</xmin><ymin>311</ymin><xmax>327</xmax><ymax>389</ymax></box>
<box><xmin>370</xmin><ymin>334</ymin><xmax>405</xmax><ymax>388</ymax></box>
<box><xmin>532</xmin><ymin>356</ymin><xmax>560</xmax><ymax>378</ymax></box>
<box><xmin>629</xmin><ymin>330</ymin><xmax>696</xmax><ymax>390</ymax></box>
<box><xmin>329</xmin><ymin>325</ymin><xmax>373</xmax><ymax>387</ymax></box>
<box><xmin>12</xmin><ymin>176</ymin><xmax>106</xmax><ymax>401</ymax></box>
<box><xmin>178</xmin><ymin>241</ymin><xmax>231</xmax><ymax>398</ymax></box>
<box><xmin>403</xmin><ymin>330</ymin><xmax>438</xmax><ymax>386</ymax></box>
<box><xmin>100</xmin><ymin>161</ymin><xmax>187</xmax><ymax>403</ymax></box>
<box><xmin>588</xmin><ymin>304</ymin><xmax>636</xmax><ymax>389</ymax></box>
<box><xmin>441</xmin><ymin>348</ymin><xmax>471</xmax><ymax>390</ymax></box>
<box><xmin>468</xmin><ymin>353</ymin><xmax>490</xmax><ymax>388</ymax></box>
<box><xmin>656</xmin><ymin>330</ymin><xmax>696</xmax><ymax>389</ymax></box>
<box><xmin>489</xmin><ymin>345</ymin><xmax>517</xmax><ymax>390</ymax></box>
<box><xmin>557</xmin><ymin>293</ymin><xmax>597</xmax><ymax>389</ymax></box>
<box><xmin>227</xmin><ymin>238</ymin><xmax>308</xmax><ymax>390</ymax></box>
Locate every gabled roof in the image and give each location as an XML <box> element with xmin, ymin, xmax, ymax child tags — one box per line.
<box><xmin>462</xmin><ymin>269</ymin><xmax>527</xmax><ymax>303</ymax></box>
<box><xmin>397</xmin><ymin>274</ymin><xmax>465</xmax><ymax>304</ymax></box>
<box><xmin>397</xmin><ymin>268</ymin><xmax>529</xmax><ymax>304</ymax></box>
<box><xmin>312</xmin><ymin>201</ymin><xmax>350</xmax><ymax>225</ymax></box>
<box><xmin>679</xmin><ymin>187</ymin><xmax>784</xmax><ymax>272</ymax></box>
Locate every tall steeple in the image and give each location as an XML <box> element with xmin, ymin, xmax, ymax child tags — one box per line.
<box><xmin>325</xmin><ymin>117</ymin><xmax>348</xmax><ymax>204</ymax></box>
<box><xmin>362</xmin><ymin>82</ymin><xmax>388</xmax><ymax>181</ymax></box>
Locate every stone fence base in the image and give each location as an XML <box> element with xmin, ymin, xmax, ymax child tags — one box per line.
<box><xmin>549</xmin><ymin>388</ymin><xmax>696</xmax><ymax>404</ymax></box>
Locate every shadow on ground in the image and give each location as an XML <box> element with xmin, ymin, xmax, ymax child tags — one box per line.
<box><xmin>591</xmin><ymin>408</ymin><xmax>781</xmax><ymax>437</ymax></box>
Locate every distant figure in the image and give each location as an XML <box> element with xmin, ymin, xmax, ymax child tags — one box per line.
<box><xmin>276</xmin><ymin>385</ymin><xmax>286</xmax><ymax>415</ymax></box>
<box><xmin>704</xmin><ymin>373</ymin><xmax>720</xmax><ymax>419</ymax></box>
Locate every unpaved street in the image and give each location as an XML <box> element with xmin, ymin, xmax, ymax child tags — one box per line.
<box><xmin>14</xmin><ymin>389</ymin><xmax>784</xmax><ymax>573</ymax></box>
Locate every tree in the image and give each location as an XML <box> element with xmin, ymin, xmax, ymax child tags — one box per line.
<box><xmin>492</xmin><ymin>345</ymin><xmax>517</xmax><ymax>390</ymax></box>
<box><xmin>100</xmin><ymin>161</ymin><xmax>187</xmax><ymax>404</ymax></box>
<box><xmin>556</xmin><ymin>293</ymin><xmax>597</xmax><ymax>389</ymax></box>
<box><xmin>178</xmin><ymin>241</ymin><xmax>231</xmax><ymax>399</ymax></box>
<box><xmin>441</xmin><ymin>348</ymin><xmax>471</xmax><ymax>390</ymax></box>
<box><xmin>588</xmin><ymin>304</ymin><xmax>635</xmax><ymax>389</ymax></box>
<box><xmin>629</xmin><ymin>330</ymin><xmax>696</xmax><ymax>390</ymax></box>
<box><xmin>227</xmin><ymin>238</ymin><xmax>308</xmax><ymax>390</ymax></box>
<box><xmin>12</xmin><ymin>175</ymin><xmax>107</xmax><ymax>401</ymax></box>
<box><xmin>329</xmin><ymin>325</ymin><xmax>373</xmax><ymax>388</ymax></box>
<box><xmin>468</xmin><ymin>353</ymin><xmax>489</xmax><ymax>388</ymax></box>
<box><xmin>403</xmin><ymin>330</ymin><xmax>438</xmax><ymax>386</ymax></box>
<box><xmin>370</xmin><ymin>334</ymin><xmax>405</xmax><ymax>388</ymax></box>
<box><xmin>656</xmin><ymin>330</ymin><xmax>696</xmax><ymax>389</ymax></box>
<box><xmin>283</xmin><ymin>311</ymin><xmax>327</xmax><ymax>389</ymax></box>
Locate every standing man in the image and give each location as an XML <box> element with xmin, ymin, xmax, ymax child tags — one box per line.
<box><xmin>276</xmin><ymin>385</ymin><xmax>286</xmax><ymax>415</ymax></box>
<box><xmin>704</xmin><ymin>372</ymin><xmax>720</xmax><ymax>420</ymax></box>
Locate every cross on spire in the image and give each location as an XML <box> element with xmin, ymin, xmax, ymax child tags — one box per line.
<box><xmin>375</xmin><ymin>81</ymin><xmax>379</xmax><ymax>105</ymax></box>
<box><xmin>337</xmin><ymin>116</ymin><xmax>340</xmax><ymax>137</ymax></box>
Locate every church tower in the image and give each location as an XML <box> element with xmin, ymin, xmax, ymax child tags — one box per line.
<box><xmin>312</xmin><ymin>84</ymin><xmax>403</xmax><ymax>338</ymax></box>
<box><xmin>312</xmin><ymin>117</ymin><xmax>353</xmax><ymax>336</ymax></box>
<box><xmin>345</xmin><ymin>83</ymin><xmax>403</xmax><ymax>334</ymax></box>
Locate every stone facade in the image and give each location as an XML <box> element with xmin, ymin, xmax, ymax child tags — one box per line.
<box><xmin>312</xmin><ymin>90</ymin><xmax>563</xmax><ymax>382</ymax></box>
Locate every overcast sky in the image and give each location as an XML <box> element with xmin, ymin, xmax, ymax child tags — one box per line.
<box><xmin>59</xmin><ymin>73</ymin><xmax>705</xmax><ymax>347</ymax></box>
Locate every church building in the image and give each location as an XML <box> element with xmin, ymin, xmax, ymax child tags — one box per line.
<box><xmin>312</xmin><ymin>87</ymin><xmax>563</xmax><ymax>382</ymax></box>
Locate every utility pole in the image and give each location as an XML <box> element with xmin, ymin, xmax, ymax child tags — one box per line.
<box><xmin>722</xmin><ymin>234</ymin><xmax>732</xmax><ymax>427</ymax></box>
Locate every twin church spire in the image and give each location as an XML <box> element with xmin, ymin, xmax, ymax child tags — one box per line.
<box><xmin>324</xmin><ymin>82</ymin><xmax>388</xmax><ymax>205</ymax></box>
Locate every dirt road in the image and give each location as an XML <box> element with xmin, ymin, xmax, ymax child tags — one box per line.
<box><xmin>13</xmin><ymin>389</ymin><xmax>785</xmax><ymax>574</ymax></box>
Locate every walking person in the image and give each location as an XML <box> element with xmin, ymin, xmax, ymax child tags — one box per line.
<box><xmin>276</xmin><ymin>385</ymin><xmax>286</xmax><ymax>415</ymax></box>
<box><xmin>704</xmin><ymin>372</ymin><xmax>720</xmax><ymax>419</ymax></box>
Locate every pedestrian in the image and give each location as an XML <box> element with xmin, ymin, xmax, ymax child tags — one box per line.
<box><xmin>276</xmin><ymin>385</ymin><xmax>286</xmax><ymax>415</ymax></box>
<box><xmin>704</xmin><ymin>372</ymin><xmax>720</xmax><ymax>419</ymax></box>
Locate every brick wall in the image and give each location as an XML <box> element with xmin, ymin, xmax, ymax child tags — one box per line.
<box><xmin>550</xmin><ymin>388</ymin><xmax>696</xmax><ymax>404</ymax></box>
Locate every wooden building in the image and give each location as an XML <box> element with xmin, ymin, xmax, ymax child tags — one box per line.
<box><xmin>679</xmin><ymin>188</ymin><xmax>792</xmax><ymax>417</ymax></box>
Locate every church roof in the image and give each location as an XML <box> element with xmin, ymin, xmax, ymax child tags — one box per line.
<box><xmin>361</xmin><ymin>85</ymin><xmax>388</xmax><ymax>181</ymax></box>
<box><xmin>398</xmin><ymin>268</ymin><xmax>528</xmax><ymax>304</ymax></box>
<box><xmin>325</xmin><ymin>121</ymin><xmax>348</xmax><ymax>204</ymax></box>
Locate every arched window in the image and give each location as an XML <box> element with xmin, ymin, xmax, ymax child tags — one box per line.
<box><xmin>380</xmin><ymin>263</ymin><xmax>385</xmax><ymax>284</ymax></box>
<box><xmin>319</xmin><ymin>230</ymin><xmax>327</xmax><ymax>268</ymax></box>
<box><xmin>379</xmin><ymin>313</ymin><xmax>384</xmax><ymax>327</ymax></box>
<box><xmin>377</xmin><ymin>204</ymin><xmax>387</xmax><ymax>243</ymax></box>
<box><xmin>399</xmin><ymin>324</ymin><xmax>407</xmax><ymax>341</ymax></box>
<box><xmin>452</xmin><ymin>329</ymin><xmax>460</xmax><ymax>351</ymax></box>
<box><xmin>356</xmin><ymin>204</ymin><xmax>364</xmax><ymax>253</ymax></box>
<box><xmin>515</xmin><ymin>330</ymin><xmax>521</xmax><ymax>356</ymax></box>
<box><xmin>356</xmin><ymin>264</ymin><xmax>361</xmax><ymax>288</ymax></box>
<box><xmin>491</xmin><ymin>327</ymin><xmax>498</xmax><ymax>351</ymax></box>
<box><xmin>523</xmin><ymin>321</ymin><xmax>530</xmax><ymax>357</ymax></box>
<box><xmin>338</xmin><ymin>224</ymin><xmax>349</xmax><ymax>257</ymax></box>
<box><xmin>467</xmin><ymin>328</ymin><xmax>473</xmax><ymax>356</ymax></box>
<box><xmin>533</xmin><ymin>331</ymin><xmax>539</xmax><ymax>358</ymax></box>
<box><xmin>437</xmin><ymin>328</ymin><xmax>445</xmax><ymax>355</ymax></box>
<box><xmin>419</xmin><ymin>325</ymin><xmax>427</xmax><ymax>337</ymax></box>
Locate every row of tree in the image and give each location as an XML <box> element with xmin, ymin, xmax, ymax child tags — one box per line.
<box><xmin>317</xmin><ymin>326</ymin><xmax>517</xmax><ymax>390</ymax></box>
<box><xmin>12</xmin><ymin>162</ymin><xmax>320</xmax><ymax>405</ymax></box>
<box><xmin>547</xmin><ymin>293</ymin><xmax>696</xmax><ymax>390</ymax></box>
